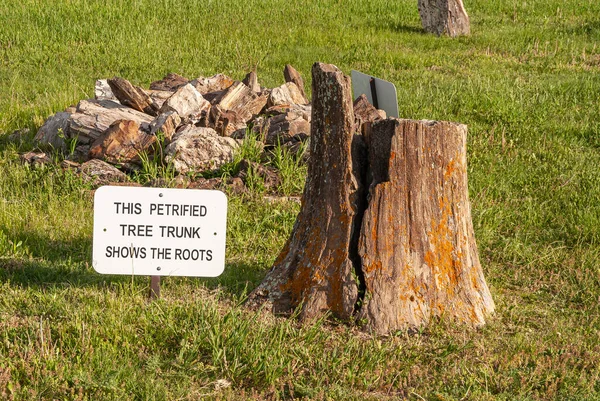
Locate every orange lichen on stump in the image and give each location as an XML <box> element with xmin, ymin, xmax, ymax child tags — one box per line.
<box><xmin>357</xmin><ymin>118</ymin><xmax>494</xmax><ymax>334</ymax></box>
<box><xmin>248</xmin><ymin>65</ymin><xmax>494</xmax><ymax>335</ymax></box>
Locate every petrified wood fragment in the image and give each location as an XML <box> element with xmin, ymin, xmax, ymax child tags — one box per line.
<box><xmin>149</xmin><ymin>73</ymin><xmax>189</xmax><ymax>91</ymax></box>
<box><xmin>107</xmin><ymin>77</ymin><xmax>160</xmax><ymax>116</ymax></box>
<box><xmin>283</xmin><ymin>64</ymin><xmax>307</xmax><ymax>99</ymax></box>
<box><xmin>95</xmin><ymin>79</ymin><xmax>119</xmax><ymax>102</ymax></box>
<box><xmin>215</xmin><ymin>81</ymin><xmax>268</xmax><ymax>121</ymax></box>
<box><xmin>191</xmin><ymin>73</ymin><xmax>235</xmax><ymax>95</ymax></box>
<box><xmin>418</xmin><ymin>0</ymin><xmax>470</xmax><ymax>37</ymax></box>
<box><xmin>160</xmin><ymin>83</ymin><xmax>211</xmax><ymax>118</ymax></box>
<box><xmin>243</xmin><ymin>71</ymin><xmax>261</xmax><ymax>93</ymax></box>
<box><xmin>268</xmin><ymin>82</ymin><xmax>308</xmax><ymax>107</ymax></box>
<box><xmin>148</xmin><ymin>111</ymin><xmax>181</xmax><ymax>141</ymax></box>
<box><xmin>68</xmin><ymin>99</ymin><xmax>154</xmax><ymax>145</ymax></box>
<box><xmin>88</xmin><ymin>119</ymin><xmax>156</xmax><ymax>164</ymax></box>
<box><xmin>353</xmin><ymin>94</ymin><xmax>385</xmax><ymax>137</ymax></box>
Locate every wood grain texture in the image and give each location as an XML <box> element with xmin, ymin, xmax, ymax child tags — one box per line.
<box><xmin>248</xmin><ymin>65</ymin><xmax>494</xmax><ymax>335</ymax></box>
<box><xmin>418</xmin><ymin>0</ymin><xmax>470</xmax><ymax>37</ymax></box>
<box><xmin>358</xmin><ymin>118</ymin><xmax>494</xmax><ymax>334</ymax></box>
<box><xmin>248</xmin><ymin>62</ymin><xmax>362</xmax><ymax>321</ymax></box>
<box><xmin>108</xmin><ymin>77</ymin><xmax>160</xmax><ymax>116</ymax></box>
<box><xmin>283</xmin><ymin>64</ymin><xmax>307</xmax><ymax>99</ymax></box>
<box><xmin>88</xmin><ymin>119</ymin><xmax>156</xmax><ymax>164</ymax></box>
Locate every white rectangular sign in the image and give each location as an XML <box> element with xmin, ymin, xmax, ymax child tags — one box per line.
<box><xmin>92</xmin><ymin>186</ymin><xmax>227</xmax><ymax>277</ymax></box>
<box><xmin>351</xmin><ymin>70</ymin><xmax>399</xmax><ymax>118</ymax></box>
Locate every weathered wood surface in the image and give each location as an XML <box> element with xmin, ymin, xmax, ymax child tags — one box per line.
<box><xmin>283</xmin><ymin>64</ymin><xmax>306</xmax><ymax>99</ymax></box>
<box><xmin>34</xmin><ymin>111</ymin><xmax>71</xmax><ymax>149</ymax></box>
<box><xmin>149</xmin><ymin>111</ymin><xmax>181</xmax><ymax>140</ymax></box>
<box><xmin>69</xmin><ymin>99</ymin><xmax>154</xmax><ymax>145</ymax></box>
<box><xmin>107</xmin><ymin>77</ymin><xmax>160</xmax><ymax>116</ymax></box>
<box><xmin>248</xmin><ymin>62</ymin><xmax>362</xmax><ymax>320</ymax></box>
<box><xmin>207</xmin><ymin>105</ymin><xmax>247</xmax><ymax>137</ymax></box>
<box><xmin>418</xmin><ymin>0</ymin><xmax>470</xmax><ymax>37</ymax></box>
<box><xmin>215</xmin><ymin>81</ymin><xmax>268</xmax><ymax>121</ymax></box>
<box><xmin>150</xmin><ymin>73</ymin><xmax>189</xmax><ymax>91</ymax></box>
<box><xmin>353</xmin><ymin>94</ymin><xmax>385</xmax><ymax>138</ymax></box>
<box><xmin>243</xmin><ymin>71</ymin><xmax>261</xmax><ymax>93</ymax></box>
<box><xmin>357</xmin><ymin>119</ymin><xmax>494</xmax><ymax>334</ymax></box>
<box><xmin>249</xmin><ymin>62</ymin><xmax>494</xmax><ymax>334</ymax></box>
<box><xmin>192</xmin><ymin>74</ymin><xmax>235</xmax><ymax>95</ymax></box>
<box><xmin>258</xmin><ymin>110</ymin><xmax>310</xmax><ymax>146</ymax></box>
<box><xmin>77</xmin><ymin>159</ymin><xmax>129</xmax><ymax>184</ymax></box>
<box><xmin>89</xmin><ymin>119</ymin><xmax>156</xmax><ymax>164</ymax></box>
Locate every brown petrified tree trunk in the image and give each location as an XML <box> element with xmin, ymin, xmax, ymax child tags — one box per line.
<box><xmin>249</xmin><ymin>62</ymin><xmax>363</xmax><ymax>320</ymax></box>
<box><xmin>418</xmin><ymin>0</ymin><xmax>470</xmax><ymax>37</ymax></box>
<box><xmin>248</xmin><ymin>63</ymin><xmax>494</xmax><ymax>334</ymax></box>
<box><xmin>357</xmin><ymin>119</ymin><xmax>494</xmax><ymax>333</ymax></box>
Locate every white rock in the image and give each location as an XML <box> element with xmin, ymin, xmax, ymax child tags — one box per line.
<box><xmin>268</xmin><ymin>82</ymin><xmax>308</xmax><ymax>107</ymax></box>
<box><xmin>165</xmin><ymin>126</ymin><xmax>238</xmax><ymax>173</ymax></box>
<box><xmin>95</xmin><ymin>79</ymin><xmax>119</xmax><ymax>102</ymax></box>
<box><xmin>160</xmin><ymin>84</ymin><xmax>211</xmax><ymax>118</ymax></box>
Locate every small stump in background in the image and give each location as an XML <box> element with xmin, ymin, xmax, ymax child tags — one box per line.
<box><xmin>418</xmin><ymin>0</ymin><xmax>471</xmax><ymax>37</ymax></box>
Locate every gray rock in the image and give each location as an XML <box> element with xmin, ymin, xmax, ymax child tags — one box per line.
<box><xmin>78</xmin><ymin>159</ymin><xmax>128</xmax><ymax>184</ymax></box>
<box><xmin>34</xmin><ymin>112</ymin><xmax>71</xmax><ymax>150</ymax></box>
<box><xmin>165</xmin><ymin>126</ymin><xmax>238</xmax><ymax>174</ymax></box>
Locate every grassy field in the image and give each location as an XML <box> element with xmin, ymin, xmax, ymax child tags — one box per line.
<box><xmin>1</xmin><ymin>0</ymin><xmax>600</xmax><ymax>399</ymax></box>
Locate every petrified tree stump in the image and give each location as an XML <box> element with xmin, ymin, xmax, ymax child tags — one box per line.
<box><xmin>358</xmin><ymin>119</ymin><xmax>494</xmax><ymax>333</ymax></box>
<box><xmin>418</xmin><ymin>0</ymin><xmax>470</xmax><ymax>37</ymax></box>
<box><xmin>248</xmin><ymin>63</ymin><xmax>494</xmax><ymax>334</ymax></box>
<box><xmin>249</xmin><ymin>62</ymin><xmax>362</xmax><ymax>320</ymax></box>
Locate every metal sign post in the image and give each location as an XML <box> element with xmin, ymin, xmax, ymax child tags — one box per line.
<box><xmin>149</xmin><ymin>276</ymin><xmax>160</xmax><ymax>299</ymax></box>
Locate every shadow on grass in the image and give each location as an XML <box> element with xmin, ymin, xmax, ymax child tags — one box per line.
<box><xmin>0</xmin><ymin>223</ymin><xmax>269</xmax><ymax>298</ymax></box>
<box><xmin>388</xmin><ymin>23</ymin><xmax>426</xmax><ymax>35</ymax></box>
<box><xmin>199</xmin><ymin>260</ymin><xmax>267</xmax><ymax>296</ymax></box>
<box><xmin>0</xmin><ymin>255</ymin><xmax>265</xmax><ymax>300</ymax></box>
<box><xmin>0</xmin><ymin>257</ymin><xmax>110</xmax><ymax>289</ymax></box>
<box><xmin>1</xmin><ymin>224</ymin><xmax>92</xmax><ymax>263</ymax></box>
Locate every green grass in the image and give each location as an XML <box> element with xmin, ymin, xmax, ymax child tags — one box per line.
<box><xmin>1</xmin><ymin>0</ymin><xmax>600</xmax><ymax>399</ymax></box>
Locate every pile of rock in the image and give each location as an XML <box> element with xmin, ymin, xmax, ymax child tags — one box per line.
<box><xmin>33</xmin><ymin>65</ymin><xmax>312</xmax><ymax>187</ymax></box>
<box><xmin>30</xmin><ymin>64</ymin><xmax>387</xmax><ymax>192</ymax></box>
